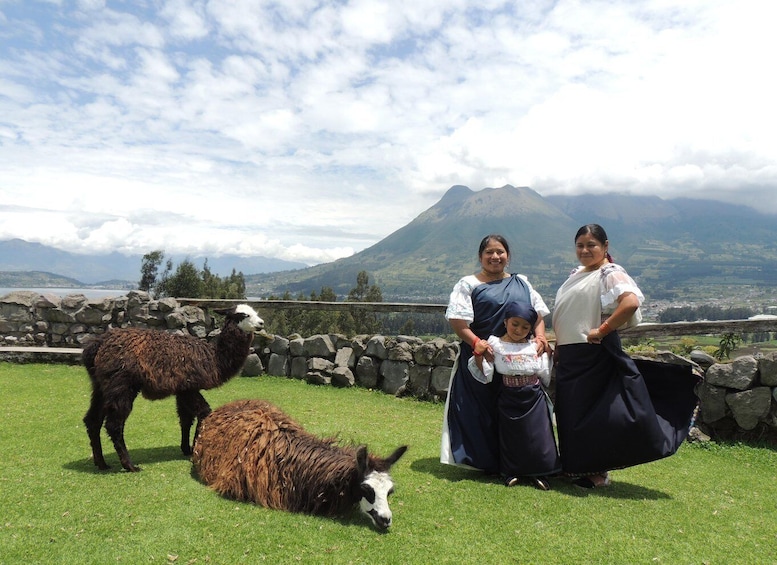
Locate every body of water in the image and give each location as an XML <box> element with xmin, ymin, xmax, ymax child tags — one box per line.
<box><xmin>0</xmin><ymin>287</ymin><xmax>133</xmax><ymax>300</ymax></box>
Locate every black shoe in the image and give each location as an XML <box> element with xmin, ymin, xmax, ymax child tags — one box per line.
<box><xmin>505</xmin><ymin>476</ymin><xmax>520</xmax><ymax>487</ymax></box>
<box><xmin>532</xmin><ymin>477</ymin><xmax>551</xmax><ymax>491</ymax></box>
<box><xmin>573</xmin><ymin>473</ymin><xmax>610</xmax><ymax>489</ymax></box>
<box><xmin>573</xmin><ymin>476</ymin><xmax>596</xmax><ymax>489</ymax></box>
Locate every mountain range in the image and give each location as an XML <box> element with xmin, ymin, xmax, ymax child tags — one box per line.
<box><xmin>244</xmin><ymin>185</ymin><xmax>777</xmax><ymax>302</ymax></box>
<box><xmin>0</xmin><ymin>239</ymin><xmax>306</xmax><ymax>287</ymax></box>
<box><xmin>4</xmin><ymin>185</ymin><xmax>777</xmax><ymax>304</ymax></box>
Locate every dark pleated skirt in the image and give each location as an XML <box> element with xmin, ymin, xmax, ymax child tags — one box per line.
<box><xmin>498</xmin><ymin>384</ymin><xmax>561</xmax><ymax>477</ymax></box>
<box><xmin>554</xmin><ymin>333</ymin><xmax>699</xmax><ymax>476</ymax></box>
<box><xmin>446</xmin><ymin>354</ymin><xmax>500</xmax><ymax>473</ymax></box>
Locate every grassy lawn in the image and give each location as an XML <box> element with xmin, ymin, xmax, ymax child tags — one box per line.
<box><xmin>1</xmin><ymin>362</ymin><xmax>776</xmax><ymax>564</ymax></box>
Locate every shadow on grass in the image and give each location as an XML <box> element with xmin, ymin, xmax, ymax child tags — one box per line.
<box><xmin>184</xmin><ymin>465</ymin><xmax>391</xmax><ymax>533</ymax></box>
<box><xmin>555</xmin><ymin>479</ymin><xmax>672</xmax><ymax>500</ymax></box>
<box><xmin>409</xmin><ymin>456</ymin><xmax>672</xmax><ymax>500</ymax></box>
<box><xmin>409</xmin><ymin>456</ymin><xmax>503</xmax><ymax>484</ymax></box>
<box><xmin>63</xmin><ymin>444</ymin><xmax>188</xmax><ymax>473</ymax></box>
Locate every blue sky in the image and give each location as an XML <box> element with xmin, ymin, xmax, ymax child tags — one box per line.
<box><xmin>1</xmin><ymin>0</ymin><xmax>775</xmax><ymax>265</ymax></box>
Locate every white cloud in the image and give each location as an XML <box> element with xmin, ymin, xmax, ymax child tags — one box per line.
<box><xmin>161</xmin><ymin>0</ymin><xmax>209</xmax><ymax>41</ymax></box>
<box><xmin>1</xmin><ymin>0</ymin><xmax>776</xmax><ymax>268</ymax></box>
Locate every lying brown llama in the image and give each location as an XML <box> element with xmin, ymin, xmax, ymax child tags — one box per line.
<box><xmin>82</xmin><ymin>304</ymin><xmax>265</xmax><ymax>472</ymax></box>
<box><xmin>192</xmin><ymin>398</ymin><xmax>408</xmax><ymax>530</ymax></box>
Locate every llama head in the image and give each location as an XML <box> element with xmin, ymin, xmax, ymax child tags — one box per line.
<box><xmin>356</xmin><ymin>445</ymin><xmax>408</xmax><ymax>531</ymax></box>
<box><xmin>217</xmin><ymin>304</ymin><xmax>265</xmax><ymax>334</ymax></box>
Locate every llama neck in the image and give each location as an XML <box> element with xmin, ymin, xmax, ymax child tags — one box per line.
<box><xmin>215</xmin><ymin>324</ymin><xmax>253</xmax><ymax>380</ymax></box>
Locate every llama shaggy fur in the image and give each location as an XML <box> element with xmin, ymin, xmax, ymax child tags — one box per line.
<box><xmin>82</xmin><ymin>304</ymin><xmax>265</xmax><ymax>472</ymax></box>
<box><xmin>192</xmin><ymin>398</ymin><xmax>408</xmax><ymax>530</ymax></box>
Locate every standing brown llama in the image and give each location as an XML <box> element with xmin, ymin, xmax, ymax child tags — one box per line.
<box><xmin>192</xmin><ymin>398</ymin><xmax>408</xmax><ymax>530</ymax></box>
<box><xmin>82</xmin><ymin>304</ymin><xmax>265</xmax><ymax>472</ymax></box>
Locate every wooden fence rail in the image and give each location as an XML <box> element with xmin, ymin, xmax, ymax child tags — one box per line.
<box><xmin>177</xmin><ymin>299</ymin><xmax>777</xmax><ymax>339</ymax></box>
<box><xmin>178</xmin><ymin>299</ymin><xmax>446</xmax><ymax>314</ymax></box>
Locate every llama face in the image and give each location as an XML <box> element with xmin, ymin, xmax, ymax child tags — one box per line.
<box><xmin>234</xmin><ymin>304</ymin><xmax>265</xmax><ymax>333</ymax></box>
<box><xmin>359</xmin><ymin>471</ymin><xmax>396</xmax><ymax>530</ymax></box>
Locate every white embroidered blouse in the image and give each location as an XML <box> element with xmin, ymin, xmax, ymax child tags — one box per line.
<box><xmin>553</xmin><ymin>263</ymin><xmax>644</xmax><ymax>346</ymax></box>
<box><xmin>445</xmin><ymin>274</ymin><xmax>550</xmax><ymax>322</ymax></box>
<box><xmin>467</xmin><ymin>338</ymin><xmax>551</xmax><ymax>386</ymax></box>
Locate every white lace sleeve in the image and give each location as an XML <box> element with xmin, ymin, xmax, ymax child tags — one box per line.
<box><xmin>600</xmin><ymin>264</ymin><xmax>645</xmax><ymax>312</ymax></box>
<box><xmin>445</xmin><ymin>276</ymin><xmax>480</xmax><ymax>322</ymax></box>
<box><xmin>537</xmin><ymin>352</ymin><xmax>551</xmax><ymax>387</ymax></box>
<box><xmin>467</xmin><ymin>355</ymin><xmax>494</xmax><ymax>384</ymax></box>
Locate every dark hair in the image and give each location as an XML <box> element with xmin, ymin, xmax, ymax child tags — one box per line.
<box><xmin>575</xmin><ymin>224</ymin><xmax>614</xmax><ymax>263</ymax></box>
<box><xmin>478</xmin><ymin>234</ymin><xmax>511</xmax><ymax>258</ymax></box>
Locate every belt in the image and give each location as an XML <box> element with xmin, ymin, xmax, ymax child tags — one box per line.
<box><xmin>502</xmin><ymin>375</ymin><xmax>540</xmax><ymax>388</ymax></box>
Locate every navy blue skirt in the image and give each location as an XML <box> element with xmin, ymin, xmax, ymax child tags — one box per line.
<box><xmin>498</xmin><ymin>383</ymin><xmax>561</xmax><ymax>477</ymax></box>
<box><xmin>554</xmin><ymin>333</ymin><xmax>699</xmax><ymax>476</ymax></box>
<box><xmin>445</xmin><ymin>275</ymin><xmax>533</xmax><ymax>473</ymax></box>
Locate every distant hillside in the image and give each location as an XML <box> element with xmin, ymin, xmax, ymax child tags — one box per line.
<box><xmin>0</xmin><ymin>239</ymin><xmax>308</xmax><ymax>286</ymax></box>
<box><xmin>246</xmin><ymin>185</ymin><xmax>777</xmax><ymax>302</ymax></box>
<box><xmin>545</xmin><ymin>193</ymin><xmax>777</xmax><ymax>299</ymax></box>
<box><xmin>0</xmin><ymin>271</ymin><xmax>84</xmax><ymax>288</ymax></box>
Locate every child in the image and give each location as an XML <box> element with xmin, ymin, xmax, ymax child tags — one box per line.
<box><xmin>468</xmin><ymin>301</ymin><xmax>561</xmax><ymax>490</ymax></box>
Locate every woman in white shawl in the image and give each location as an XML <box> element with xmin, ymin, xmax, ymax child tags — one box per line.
<box><xmin>552</xmin><ymin>224</ymin><xmax>699</xmax><ymax>489</ymax></box>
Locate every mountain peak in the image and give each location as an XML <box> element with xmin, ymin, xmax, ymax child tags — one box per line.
<box><xmin>441</xmin><ymin>185</ymin><xmax>474</xmax><ymax>200</ymax></box>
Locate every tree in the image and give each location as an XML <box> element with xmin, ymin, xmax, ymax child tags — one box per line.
<box><xmin>307</xmin><ymin>286</ymin><xmax>338</xmax><ymax>334</ymax></box>
<box><xmin>201</xmin><ymin>259</ymin><xmax>221</xmax><ymax>298</ymax></box>
<box><xmin>347</xmin><ymin>270</ymin><xmax>383</xmax><ymax>302</ymax></box>
<box><xmin>139</xmin><ymin>253</ymin><xmax>247</xmax><ymax>300</ymax></box>
<box><xmin>159</xmin><ymin>258</ymin><xmax>203</xmax><ymax>298</ymax></box>
<box><xmin>139</xmin><ymin>250</ymin><xmax>164</xmax><ymax>293</ymax></box>
<box><xmin>346</xmin><ymin>271</ymin><xmax>383</xmax><ymax>334</ymax></box>
<box><xmin>156</xmin><ymin>258</ymin><xmax>174</xmax><ymax>299</ymax></box>
<box><xmin>224</xmin><ymin>268</ymin><xmax>246</xmax><ymax>299</ymax></box>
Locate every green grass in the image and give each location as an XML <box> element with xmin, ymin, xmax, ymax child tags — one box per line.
<box><xmin>1</xmin><ymin>363</ymin><xmax>776</xmax><ymax>564</ymax></box>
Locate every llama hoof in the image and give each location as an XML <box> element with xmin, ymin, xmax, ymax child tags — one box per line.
<box><xmin>92</xmin><ymin>457</ymin><xmax>110</xmax><ymax>470</ymax></box>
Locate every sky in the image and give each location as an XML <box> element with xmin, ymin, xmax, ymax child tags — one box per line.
<box><xmin>1</xmin><ymin>0</ymin><xmax>776</xmax><ymax>266</ymax></box>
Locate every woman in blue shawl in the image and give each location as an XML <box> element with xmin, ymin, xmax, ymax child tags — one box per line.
<box><xmin>441</xmin><ymin>235</ymin><xmax>551</xmax><ymax>474</ymax></box>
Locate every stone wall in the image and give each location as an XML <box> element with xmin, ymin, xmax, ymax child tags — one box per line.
<box><xmin>0</xmin><ymin>290</ymin><xmax>457</xmax><ymax>400</ymax></box>
<box><xmin>2</xmin><ymin>290</ymin><xmax>777</xmax><ymax>439</ymax></box>
<box><xmin>693</xmin><ymin>350</ymin><xmax>777</xmax><ymax>440</ymax></box>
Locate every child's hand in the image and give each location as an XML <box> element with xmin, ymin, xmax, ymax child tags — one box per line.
<box><xmin>482</xmin><ymin>342</ymin><xmax>494</xmax><ymax>363</ymax></box>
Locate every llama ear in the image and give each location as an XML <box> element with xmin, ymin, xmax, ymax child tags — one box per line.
<box><xmin>355</xmin><ymin>445</ymin><xmax>369</xmax><ymax>475</ymax></box>
<box><xmin>384</xmin><ymin>445</ymin><xmax>408</xmax><ymax>468</ymax></box>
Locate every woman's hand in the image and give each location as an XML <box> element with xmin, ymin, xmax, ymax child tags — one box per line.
<box><xmin>533</xmin><ymin>335</ymin><xmax>550</xmax><ymax>355</ymax></box>
<box><xmin>586</xmin><ymin>328</ymin><xmax>606</xmax><ymax>344</ymax></box>
<box><xmin>587</xmin><ymin>292</ymin><xmax>640</xmax><ymax>344</ymax></box>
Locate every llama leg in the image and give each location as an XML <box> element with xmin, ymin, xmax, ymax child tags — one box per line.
<box><xmin>176</xmin><ymin>391</ymin><xmax>211</xmax><ymax>455</ymax></box>
<box><xmin>103</xmin><ymin>392</ymin><xmax>140</xmax><ymax>472</ymax></box>
<box><xmin>83</xmin><ymin>387</ymin><xmax>109</xmax><ymax>470</ymax></box>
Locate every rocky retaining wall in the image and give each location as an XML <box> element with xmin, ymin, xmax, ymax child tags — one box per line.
<box><xmin>692</xmin><ymin>351</ymin><xmax>777</xmax><ymax>441</ymax></box>
<box><xmin>0</xmin><ymin>290</ymin><xmax>456</xmax><ymax>400</ymax></box>
<box><xmin>2</xmin><ymin>290</ymin><xmax>777</xmax><ymax>440</ymax></box>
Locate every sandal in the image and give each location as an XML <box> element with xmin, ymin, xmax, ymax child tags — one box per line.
<box><xmin>573</xmin><ymin>473</ymin><xmax>610</xmax><ymax>489</ymax></box>
<box><xmin>532</xmin><ymin>476</ymin><xmax>551</xmax><ymax>491</ymax></box>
